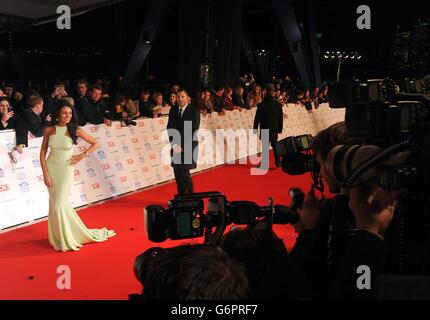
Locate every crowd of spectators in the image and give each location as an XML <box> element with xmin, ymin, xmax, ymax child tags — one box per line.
<box><xmin>0</xmin><ymin>75</ymin><xmax>329</xmax><ymax>155</ymax></box>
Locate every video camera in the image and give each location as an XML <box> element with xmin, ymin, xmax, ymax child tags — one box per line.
<box><xmin>277</xmin><ymin>134</ymin><xmax>324</xmax><ymax>193</ymax></box>
<box><xmin>325</xmin><ymin>78</ymin><xmax>430</xmax><ymax>193</ymax></box>
<box><xmin>328</xmin><ymin>78</ymin><xmax>430</xmax><ymax>274</ymax></box>
<box><xmin>144</xmin><ymin>191</ymin><xmax>302</xmax><ymax>245</ymax></box>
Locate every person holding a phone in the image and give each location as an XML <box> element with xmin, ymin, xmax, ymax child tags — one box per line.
<box><xmin>0</xmin><ymin>97</ymin><xmax>28</xmax><ymax>153</ymax></box>
<box><xmin>43</xmin><ymin>82</ymin><xmax>69</xmax><ymax>119</ymax></box>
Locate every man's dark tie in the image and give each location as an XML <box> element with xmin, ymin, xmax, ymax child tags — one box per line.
<box><xmin>179</xmin><ymin>107</ymin><xmax>183</xmax><ymax>118</ymax></box>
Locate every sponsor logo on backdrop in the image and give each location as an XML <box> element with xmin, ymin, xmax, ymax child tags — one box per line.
<box><xmin>90</xmin><ymin>126</ymin><xmax>98</xmax><ymax>132</ymax></box>
<box><xmin>74</xmin><ymin>170</ymin><xmax>80</xmax><ymax>176</ymax></box>
<box><xmin>142</xmin><ymin>167</ymin><xmax>149</xmax><ymax>173</ymax></box>
<box><xmin>144</xmin><ymin>143</ymin><xmax>152</xmax><ymax>151</ymax></box>
<box><xmin>97</xmin><ymin>150</ymin><xmax>106</xmax><ymax>159</ymax></box>
<box><xmin>6</xmin><ymin>142</ymin><xmax>14</xmax><ymax>150</ymax></box>
<box><xmin>19</xmin><ymin>181</ymin><xmax>31</xmax><ymax>192</ymax></box>
<box><xmin>91</xmin><ymin>183</ymin><xmax>100</xmax><ymax>190</ymax></box>
<box><xmin>153</xmin><ymin>135</ymin><xmax>159</xmax><ymax>141</ymax></box>
<box><xmin>80</xmin><ymin>194</ymin><xmax>88</xmax><ymax>203</ymax></box>
<box><xmin>0</xmin><ymin>184</ymin><xmax>10</xmax><ymax>192</ymax></box>
<box><xmin>0</xmin><ymin>168</ymin><xmax>5</xmax><ymax>178</ymax></box>
<box><xmin>120</xmin><ymin>176</ymin><xmax>127</xmax><ymax>183</ymax></box>
<box><xmin>110</xmin><ymin>184</ymin><xmax>117</xmax><ymax>194</ymax></box>
<box><xmin>139</xmin><ymin>155</ymin><xmax>145</xmax><ymax>163</ymax></box>
<box><xmin>149</xmin><ymin>154</ymin><xmax>156</xmax><ymax>160</ymax></box>
<box><xmin>138</xmin><ymin>122</ymin><xmax>145</xmax><ymax>127</ymax></box>
<box><xmin>158</xmin><ymin>119</ymin><xmax>165</xmax><ymax>125</ymax></box>
<box><xmin>105</xmin><ymin>131</ymin><xmax>111</xmax><ymax>138</ymax></box>
<box><xmin>135</xmin><ymin>181</ymin><xmax>142</xmax><ymax>189</ymax></box>
<box><xmin>32</xmin><ymin>160</ymin><xmax>41</xmax><ymax>168</ymax></box>
<box><xmin>102</xmin><ymin>164</ymin><xmax>110</xmax><ymax>170</ymax></box>
<box><xmin>115</xmin><ymin>162</ymin><xmax>124</xmax><ymax>171</ymax></box>
<box><xmin>132</xmin><ymin>138</ymin><xmax>139</xmax><ymax>144</ymax></box>
<box><xmin>37</xmin><ymin>175</ymin><xmax>44</xmax><ymax>182</ymax></box>
<box><xmin>86</xmin><ymin>168</ymin><xmax>96</xmax><ymax>177</ymax></box>
<box><xmin>16</xmin><ymin>172</ymin><xmax>27</xmax><ymax>181</ymax></box>
<box><xmin>122</xmin><ymin>145</ymin><xmax>130</xmax><ymax>153</ymax></box>
<box><xmin>107</xmin><ymin>141</ymin><xmax>115</xmax><ymax>148</ymax></box>
<box><xmin>127</xmin><ymin>159</ymin><xmax>134</xmax><ymax>165</ymax></box>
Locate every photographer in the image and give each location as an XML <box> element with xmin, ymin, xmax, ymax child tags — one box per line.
<box><xmin>220</xmin><ymin>227</ymin><xmax>317</xmax><ymax>300</ymax></box>
<box><xmin>290</xmin><ymin>122</ymin><xmax>357</xmax><ymax>297</ymax></box>
<box><xmin>331</xmin><ymin>185</ymin><xmax>398</xmax><ymax>299</ymax></box>
<box><xmin>132</xmin><ymin>244</ymin><xmax>249</xmax><ymax>300</ymax></box>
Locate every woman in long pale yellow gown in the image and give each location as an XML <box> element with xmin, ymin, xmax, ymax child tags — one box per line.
<box><xmin>40</xmin><ymin>102</ymin><xmax>115</xmax><ymax>252</ymax></box>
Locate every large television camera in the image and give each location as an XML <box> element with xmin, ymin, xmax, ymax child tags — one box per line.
<box><xmin>327</xmin><ymin>78</ymin><xmax>430</xmax><ymax>274</ymax></box>
<box><xmin>144</xmin><ymin>191</ymin><xmax>302</xmax><ymax>245</ymax></box>
<box><xmin>326</xmin><ymin>78</ymin><xmax>430</xmax><ymax>194</ymax></box>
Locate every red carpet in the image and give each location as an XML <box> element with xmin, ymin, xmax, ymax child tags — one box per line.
<box><xmin>0</xmin><ymin>155</ymin><xmax>314</xmax><ymax>300</ymax></box>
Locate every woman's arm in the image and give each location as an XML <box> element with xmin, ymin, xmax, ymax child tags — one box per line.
<box><xmin>40</xmin><ymin>126</ymin><xmax>53</xmax><ymax>187</ymax></box>
<box><xmin>67</xmin><ymin>127</ymin><xmax>99</xmax><ymax>166</ymax></box>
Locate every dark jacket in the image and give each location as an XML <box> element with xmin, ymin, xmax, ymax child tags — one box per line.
<box><xmin>213</xmin><ymin>94</ymin><xmax>225</xmax><ymax>113</ymax></box>
<box><xmin>233</xmin><ymin>94</ymin><xmax>247</xmax><ymax>109</ymax></box>
<box><xmin>43</xmin><ymin>96</ymin><xmax>62</xmax><ymax>118</ymax></box>
<box><xmin>73</xmin><ymin>96</ymin><xmax>89</xmax><ymax>126</ymax></box>
<box><xmin>138</xmin><ymin>99</ymin><xmax>154</xmax><ymax>118</ymax></box>
<box><xmin>0</xmin><ymin>113</ymin><xmax>28</xmax><ymax>146</ymax></box>
<box><xmin>167</xmin><ymin>104</ymin><xmax>200</xmax><ymax>170</ymax></box>
<box><xmin>291</xmin><ymin>195</ymin><xmax>356</xmax><ymax>298</ymax></box>
<box><xmin>76</xmin><ymin>97</ymin><xmax>106</xmax><ymax>125</ymax></box>
<box><xmin>21</xmin><ymin>108</ymin><xmax>50</xmax><ymax>139</ymax></box>
<box><xmin>331</xmin><ymin>230</ymin><xmax>385</xmax><ymax>300</ymax></box>
<box><xmin>253</xmin><ymin>96</ymin><xmax>283</xmax><ymax>141</ymax></box>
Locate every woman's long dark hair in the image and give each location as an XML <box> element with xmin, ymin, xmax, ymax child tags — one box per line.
<box><xmin>52</xmin><ymin>102</ymin><xmax>79</xmax><ymax>145</ymax></box>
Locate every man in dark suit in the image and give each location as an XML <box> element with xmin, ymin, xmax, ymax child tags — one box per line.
<box><xmin>253</xmin><ymin>84</ymin><xmax>283</xmax><ymax>168</ymax></box>
<box><xmin>21</xmin><ymin>96</ymin><xmax>51</xmax><ymax>139</ymax></box>
<box><xmin>166</xmin><ymin>89</ymin><xmax>200</xmax><ymax>195</ymax></box>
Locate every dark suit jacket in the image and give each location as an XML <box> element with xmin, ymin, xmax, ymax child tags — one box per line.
<box><xmin>330</xmin><ymin>230</ymin><xmax>386</xmax><ymax>300</ymax></box>
<box><xmin>73</xmin><ymin>96</ymin><xmax>89</xmax><ymax>126</ymax></box>
<box><xmin>167</xmin><ymin>104</ymin><xmax>200</xmax><ymax>169</ymax></box>
<box><xmin>253</xmin><ymin>96</ymin><xmax>283</xmax><ymax>141</ymax></box>
<box><xmin>0</xmin><ymin>113</ymin><xmax>28</xmax><ymax>146</ymax></box>
<box><xmin>76</xmin><ymin>97</ymin><xmax>106</xmax><ymax>125</ymax></box>
<box><xmin>21</xmin><ymin>108</ymin><xmax>50</xmax><ymax>139</ymax></box>
<box><xmin>42</xmin><ymin>96</ymin><xmax>61</xmax><ymax>119</ymax></box>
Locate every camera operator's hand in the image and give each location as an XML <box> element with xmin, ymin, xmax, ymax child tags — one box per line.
<box><xmin>349</xmin><ymin>185</ymin><xmax>399</xmax><ymax>239</ymax></box>
<box><xmin>296</xmin><ymin>190</ymin><xmax>320</xmax><ymax>230</ymax></box>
